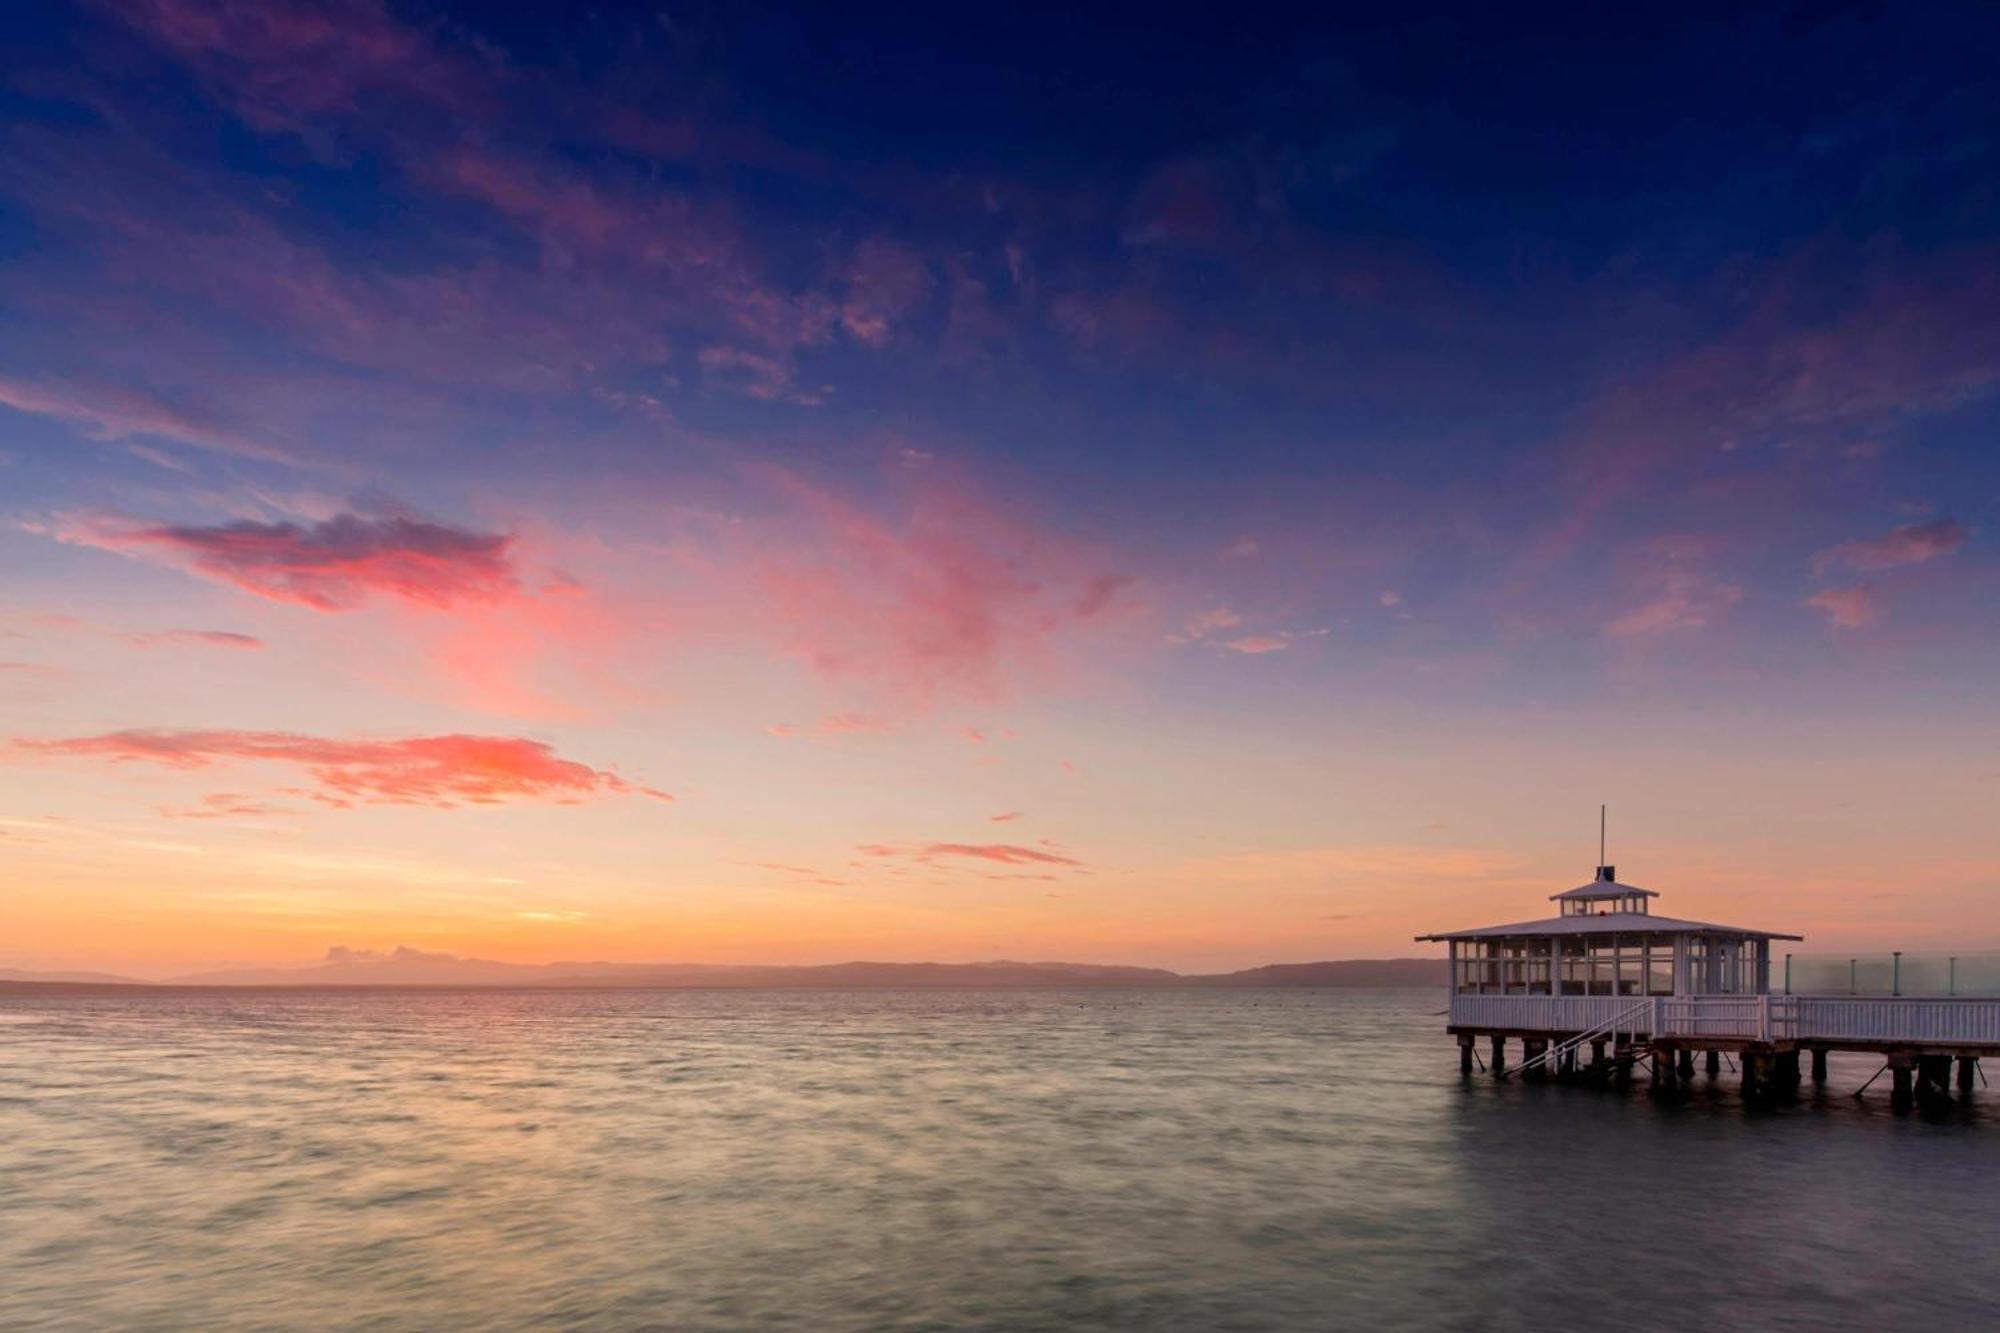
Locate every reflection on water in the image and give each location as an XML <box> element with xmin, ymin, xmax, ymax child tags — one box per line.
<box><xmin>1</xmin><ymin>988</ymin><xmax>1994</xmax><ymax>1331</ymax></box>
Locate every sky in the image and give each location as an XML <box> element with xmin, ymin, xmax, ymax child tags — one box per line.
<box><xmin>1</xmin><ymin>1</ymin><xmax>1997</xmax><ymax>977</ymax></box>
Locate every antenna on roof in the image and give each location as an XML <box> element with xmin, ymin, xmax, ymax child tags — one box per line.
<box><xmin>1595</xmin><ymin>805</ymin><xmax>1614</xmax><ymax>882</ymax></box>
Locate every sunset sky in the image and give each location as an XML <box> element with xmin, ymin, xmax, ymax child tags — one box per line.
<box><xmin>3</xmin><ymin>2</ymin><xmax>1997</xmax><ymax>976</ymax></box>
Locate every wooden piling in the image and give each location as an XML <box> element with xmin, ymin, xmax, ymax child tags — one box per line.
<box><xmin>1958</xmin><ymin>1057</ymin><xmax>1978</xmax><ymax>1094</ymax></box>
<box><xmin>1458</xmin><ymin>1036</ymin><xmax>1474</xmax><ymax>1074</ymax></box>
<box><xmin>1489</xmin><ymin>1034</ymin><xmax>1506</xmax><ymax>1076</ymax></box>
<box><xmin>1705</xmin><ymin>1049</ymin><xmax>1720</xmax><ymax>1077</ymax></box>
<box><xmin>1676</xmin><ymin>1049</ymin><xmax>1695</xmax><ymax>1080</ymax></box>
<box><xmin>1810</xmin><ymin>1048</ymin><xmax>1828</xmax><ymax>1084</ymax></box>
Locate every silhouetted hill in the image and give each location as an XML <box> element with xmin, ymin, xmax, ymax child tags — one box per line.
<box><xmin>1185</xmin><ymin>959</ymin><xmax>1447</xmax><ymax>987</ymax></box>
<box><xmin>0</xmin><ymin>967</ymin><xmax>148</xmax><ymax>985</ymax></box>
<box><xmin>139</xmin><ymin>948</ymin><xmax>1446</xmax><ymax>989</ymax></box>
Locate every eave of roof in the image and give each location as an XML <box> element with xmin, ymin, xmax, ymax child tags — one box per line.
<box><xmin>1414</xmin><ymin>911</ymin><xmax>1803</xmax><ymax>942</ymax></box>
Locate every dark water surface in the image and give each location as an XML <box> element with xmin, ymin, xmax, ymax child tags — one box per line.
<box><xmin>2</xmin><ymin>988</ymin><xmax>1995</xmax><ymax>1331</ymax></box>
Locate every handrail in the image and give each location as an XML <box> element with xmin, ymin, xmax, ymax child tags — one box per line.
<box><xmin>1505</xmin><ymin>998</ymin><xmax>1654</xmax><ymax>1080</ymax></box>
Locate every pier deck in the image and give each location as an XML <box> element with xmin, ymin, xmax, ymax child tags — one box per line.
<box><xmin>1446</xmin><ymin>993</ymin><xmax>1997</xmax><ymax>1106</ymax></box>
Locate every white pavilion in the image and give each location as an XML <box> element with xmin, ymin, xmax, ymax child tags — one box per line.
<box><xmin>1417</xmin><ymin>862</ymin><xmax>2000</xmax><ymax>1108</ymax></box>
<box><xmin>1416</xmin><ymin>864</ymin><xmax>1801</xmax><ymax>1002</ymax></box>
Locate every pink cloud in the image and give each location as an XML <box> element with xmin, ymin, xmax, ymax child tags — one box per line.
<box><xmin>111</xmin><ymin>0</ymin><xmax>483</xmax><ymax>134</ymax></box>
<box><xmin>699</xmin><ymin>346</ymin><xmax>819</xmax><ymax>404</ymax></box>
<box><xmin>1806</xmin><ymin>584</ymin><xmax>1882</xmax><ymax>629</ymax></box>
<box><xmin>747</xmin><ymin>470</ymin><xmax>1140</xmax><ymax>710</ymax></box>
<box><xmin>1515</xmin><ymin>249</ymin><xmax>2000</xmax><ymax>587</ymax></box>
<box><xmin>58</xmin><ymin>510</ymin><xmax>522</xmax><ymax>612</ymax></box>
<box><xmin>766</xmin><ymin>712</ymin><xmax>884</xmax><ymax>739</ymax></box>
<box><xmin>120</xmin><ymin>629</ymin><xmax>266</xmax><ymax>650</ymax></box>
<box><xmin>857</xmin><ymin>841</ymin><xmax>1082</xmax><ymax>867</ymax></box>
<box><xmin>840</xmin><ymin>239</ymin><xmax>933</xmax><ymax>346</ymax></box>
<box><xmin>158</xmin><ymin>792</ymin><xmax>294</xmax><ymax>820</ymax></box>
<box><xmin>1176</xmin><ymin>606</ymin><xmax>1242</xmax><ymax>641</ymax></box>
<box><xmin>1605</xmin><ymin>569</ymin><xmax>1745</xmax><ymax>637</ymax></box>
<box><xmin>989</xmin><ymin>811</ymin><xmax>1024</xmax><ymax>822</ymax></box>
<box><xmin>16</xmin><ymin>729</ymin><xmax>666</xmax><ymax>808</ymax></box>
<box><xmin>1814</xmin><ymin>519</ymin><xmax>1966</xmax><ymax>575</ymax></box>
<box><xmin>1222</xmin><ymin>635</ymin><xmax>1288</xmax><ymax>654</ymax></box>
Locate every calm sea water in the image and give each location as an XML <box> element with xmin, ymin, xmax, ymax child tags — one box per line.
<box><xmin>2</xmin><ymin>988</ymin><xmax>1995</xmax><ymax>1331</ymax></box>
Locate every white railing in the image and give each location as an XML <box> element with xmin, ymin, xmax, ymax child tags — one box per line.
<box><xmin>1660</xmin><ymin>995</ymin><xmax>1796</xmax><ymax>1040</ymax></box>
<box><xmin>1794</xmin><ymin>998</ymin><xmax>2000</xmax><ymax>1045</ymax></box>
<box><xmin>1450</xmin><ymin>994</ymin><xmax>1661</xmax><ymax>1034</ymax></box>
<box><xmin>1449</xmin><ymin>992</ymin><xmax>2000</xmax><ymax>1045</ymax></box>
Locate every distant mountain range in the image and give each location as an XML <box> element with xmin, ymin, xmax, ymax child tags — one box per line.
<box><xmin>0</xmin><ymin>967</ymin><xmax>155</xmax><ymax>985</ymax></box>
<box><xmin>0</xmin><ymin>948</ymin><xmax>1446</xmax><ymax>990</ymax></box>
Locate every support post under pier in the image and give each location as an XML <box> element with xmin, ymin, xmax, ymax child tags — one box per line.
<box><xmin>1810</xmin><ymin>1048</ymin><xmax>1828</xmax><ymax>1084</ymax></box>
<box><xmin>1919</xmin><ymin>1055</ymin><xmax>1954</xmax><ymax>1102</ymax></box>
<box><xmin>1959</xmin><ymin>1057</ymin><xmax>1979</xmax><ymax>1094</ymax></box>
<box><xmin>1890</xmin><ymin>1054</ymin><xmax>1915</xmax><ymax>1111</ymax></box>
<box><xmin>1705</xmin><ymin>1050</ymin><xmax>1720</xmax><ymax>1077</ymax></box>
<box><xmin>1741</xmin><ymin>1052</ymin><xmax>1764</xmax><ymax>1102</ymax></box>
<box><xmin>1489</xmin><ymin>1035</ymin><xmax>1506</xmax><ymax>1076</ymax></box>
<box><xmin>1458</xmin><ymin>1036</ymin><xmax>1474</xmax><ymax>1075</ymax></box>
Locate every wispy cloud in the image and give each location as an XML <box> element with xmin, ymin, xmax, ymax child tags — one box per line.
<box><xmin>766</xmin><ymin>713</ymin><xmax>885</xmax><ymax>739</ymax></box>
<box><xmin>856</xmin><ymin>841</ymin><xmax>1082</xmax><ymax>867</ymax></box>
<box><xmin>1805</xmin><ymin>584</ymin><xmax>1882</xmax><ymax>629</ymax></box>
<box><xmin>748</xmin><ymin>470</ymin><xmax>1140</xmax><ymax>711</ymax></box>
<box><xmin>120</xmin><ymin>629</ymin><xmax>266</xmax><ymax>650</ymax></box>
<box><xmin>15</xmin><ymin>729</ymin><xmax>667</xmax><ymax>808</ymax></box>
<box><xmin>1814</xmin><ymin>519</ymin><xmax>1966</xmax><ymax>575</ymax></box>
<box><xmin>1605</xmin><ymin>553</ymin><xmax>1745</xmax><ymax>638</ymax></box>
<box><xmin>0</xmin><ymin>374</ymin><xmax>292</xmax><ymax>463</ymax></box>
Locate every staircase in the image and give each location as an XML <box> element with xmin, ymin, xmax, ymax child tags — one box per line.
<box><xmin>1504</xmin><ymin>999</ymin><xmax>1655</xmax><ymax>1081</ymax></box>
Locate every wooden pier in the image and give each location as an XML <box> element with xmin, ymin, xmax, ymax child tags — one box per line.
<box><xmin>1421</xmin><ymin>866</ymin><xmax>1995</xmax><ymax>1109</ymax></box>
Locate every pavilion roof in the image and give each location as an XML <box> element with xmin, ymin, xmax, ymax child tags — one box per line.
<box><xmin>1414</xmin><ymin>910</ymin><xmax>1802</xmax><ymax>943</ymax></box>
<box><xmin>1550</xmin><ymin>879</ymin><xmax>1658</xmax><ymax>900</ymax></box>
